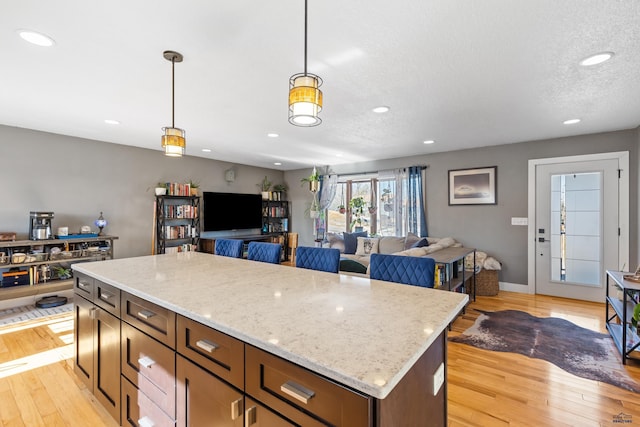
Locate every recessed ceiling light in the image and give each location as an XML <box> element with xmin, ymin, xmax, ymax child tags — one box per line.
<box><xmin>267</xmin><ymin>133</ymin><xmax>279</xmax><ymax>138</ymax></box>
<box><xmin>563</xmin><ymin>119</ymin><xmax>581</xmax><ymax>125</ymax></box>
<box><xmin>372</xmin><ymin>106</ymin><xmax>390</xmax><ymax>114</ymax></box>
<box><xmin>274</xmin><ymin>162</ymin><xmax>282</xmax><ymax>166</ymax></box>
<box><xmin>17</xmin><ymin>30</ymin><xmax>55</xmax><ymax>47</ymax></box>
<box><xmin>201</xmin><ymin>148</ymin><xmax>212</xmax><ymax>153</ymax></box>
<box><xmin>104</xmin><ymin>119</ymin><xmax>120</xmax><ymax>125</ymax></box>
<box><xmin>423</xmin><ymin>140</ymin><xmax>435</xmax><ymax>144</ymax></box>
<box><xmin>579</xmin><ymin>52</ymin><xmax>614</xmax><ymax>67</ymax></box>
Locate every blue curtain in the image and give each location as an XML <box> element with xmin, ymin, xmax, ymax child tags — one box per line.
<box><xmin>407</xmin><ymin>166</ymin><xmax>428</xmax><ymax>237</ymax></box>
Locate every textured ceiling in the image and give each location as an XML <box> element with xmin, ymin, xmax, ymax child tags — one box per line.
<box><xmin>2</xmin><ymin>0</ymin><xmax>639</xmax><ymax>170</ymax></box>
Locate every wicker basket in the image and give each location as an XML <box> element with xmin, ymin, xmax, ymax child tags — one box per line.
<box><xmin>473</xmin><ymin>269</ymin><xmax>499</xmax><ymax>296</ymax></box>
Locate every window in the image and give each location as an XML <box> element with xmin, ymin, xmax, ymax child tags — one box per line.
<box><xmin>326</xmin><ymin>169</ymin><xmax>426</xmax><ymax>237</ymax></box>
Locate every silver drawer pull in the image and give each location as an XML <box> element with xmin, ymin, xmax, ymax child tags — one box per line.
<box><xmin>137</xmin><ymin>309</ymin><xmax>156</xmax><ymax>320</ymax></box>
<box><xmin>138</xmin><ymin>416</ymin><xmax>155</xmax><ymax>427</ymax></box>
<box><xmin>100</xmin><ymin>292</ymin><xmax>113</xmax><ymax>300</ymax></box>
<box><xmin>196</xmin><ymin>339</ymin><xmax>218</xmax><ymax>353</ymax></box>
<box><xmin>280</xmin><ymin>381</ymin><xmax>315</xmax><ymax>404</ymax></box>
<box><xmin>244</xmin><ymin>406</ymin><xmax>257</xmax><ymax>426</ymax></box>
<box><xmin>231</xmin><ymin>397</ymin><xmax>243</xmax><ymax>420</ymax></box>
<box><xmin>78</xmin><ymin>281</ymin><xmax>90</xmax><ymax>289</ymax></box>
<box><xmin>138</xmin><ymin>356</ymin><xmax>156</xmax><ymax>368</ymax></box>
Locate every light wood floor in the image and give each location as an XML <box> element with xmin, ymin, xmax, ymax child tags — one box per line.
<box><xmin>0</xmin><ymin>292</ymin><xmax>638</xmax><ymax>426</ymax></box>
<box><xmin>448</xmin><ymin>291</ymin><xmax>640</xmax><ymax>427</ymax></box>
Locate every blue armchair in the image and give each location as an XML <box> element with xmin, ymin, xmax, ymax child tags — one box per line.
<box><xmin>214</xmin><ymin>238</ymin><xmax>244</xmax><ymax>258</ymax></box>
<box><xmin>295</xmin><ymin>246</ymin><xmax>341</xmax><ymax>273</ymax></box>
<box><xmin>247</xmin><ymin>241</ymin><xmax>282</xmax><ymax>264</ymax></box>
<box><xmin>369</xmin><ymin>253</ymin><xmax>435</xmax><ymax>288</ymax></box>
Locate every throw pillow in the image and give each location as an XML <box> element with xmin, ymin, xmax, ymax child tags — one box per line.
<box><xmin>343</xmin><ymin>231</ymin><xmax>367</xmax><ymax>254</ymax></box>
<box><xmin>355</xmin><ymin>237</ymin><xmax>380</xmax><ymax>256</ymax></box>
<box><xmin>411</xmin><ymin>238</ymin><xmax>429</xmax><ymax>248</ymax></box>
<box><xmin>378</xmin><ymin>236</ymin><xmax>406</xmax><ymax>254</ymax></box>
<box><xmin>327</xmin><ymin>232</ymin><xmax>345</xmax><ymax>253</ymax></box>
<box><xmin>404</xmin><ymin>232</ymin><xmax>421</xmax><ymax>249</ymax></box>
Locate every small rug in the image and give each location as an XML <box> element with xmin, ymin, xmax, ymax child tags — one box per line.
<box><xmin>0</xmin><ymin>302</ymin><xmax>73</xmax><ymax>327</ymax></box>
<box><xmin>449</xmin><ymin>309</ymin><xmax>640</xmax><ymax>393</ymax></box>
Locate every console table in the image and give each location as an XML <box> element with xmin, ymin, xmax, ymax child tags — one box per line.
<box><xmin>605</xmin><ymin>270</ymin><xmax>640</xmax><ymax>364</ymax></box>
<box><xmin>428</xmin><ymin>247</ymin><xmax>476</xmax><ymax>301</ymax></box>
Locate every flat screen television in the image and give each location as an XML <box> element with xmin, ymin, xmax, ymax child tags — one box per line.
<box><xmin>203</xmin><ymin>192</ymin><xmax>262</xmax><ymax>232</ymax></box>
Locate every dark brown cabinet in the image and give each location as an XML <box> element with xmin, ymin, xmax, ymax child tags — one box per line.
<box><xmin>244</xmin><ymin>397</ymin><xmax>297</xmax><ymax>427</ymax></box>
<box><xmin>73</xmin><ymin>273</ymin><xmax>121</xmax><ymax>423</ymax></box>
<box><xmin>176</xmin><ymin>354</ymin><xmax>243</xmax><ymax>427</ymax></box>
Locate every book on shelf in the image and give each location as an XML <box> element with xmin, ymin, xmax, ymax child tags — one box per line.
<box><xmin>163</xmin><ymin>204</ymin><xmax>198</xmax><ymax>219</ymax></box>
<box><xmin>162</xmin><ymin>182</ymin><xmax>193</xmax><ymax>197</ymax></box>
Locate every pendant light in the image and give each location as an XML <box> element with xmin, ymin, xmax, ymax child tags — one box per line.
<box><xmin>289</xmin><ymin>0</ymin><xmax>323</xmax><ymax>126</ymax></box>
<box><xmin>161</xmin><ymin>50</ymin><xmax>186</xmax><ymax>157</ymax></box>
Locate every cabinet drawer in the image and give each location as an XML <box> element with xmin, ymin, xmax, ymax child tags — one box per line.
<box><xmin>245</xmin><ymin>345</ymin><xmax>371</xmax><ymax>427</ymax></box>
<box><xmin>74</xmin><ymin>273</ymin><xmax>95</xmax><ymax>300</ymax></box>
<box><xmin>121</xmin><ymin>322</ymin><xmax>176</xmax><ymax>417</ymax></box>
<box><xmin>122</xmin><ymin>292</ymin><xmax>176</xmax><ymax>348</ymax></box>
<box><xmin>122</xmin><ymin>376</ymin><xmax>175</xmax><ymax>427</ymax></box>
<box><xmin>177</xmin><ymin>315</ymin><xmax>244</xmax><ymax>389</ymax></box>
<box><xmin>94</xmin><ymin>280</ymin><xmax>120</xmax><ymax>317</ymax></box>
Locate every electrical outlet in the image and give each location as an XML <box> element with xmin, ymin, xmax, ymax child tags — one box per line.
<box><xmin>433</xmin><ymin>362</ymin><xmax>445</xmax><ymax>396</ymax></box>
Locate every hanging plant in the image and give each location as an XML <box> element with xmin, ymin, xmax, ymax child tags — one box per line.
<box><xmin>349</xmin><ymin>196</ymin><xmax>366</xmax><ymax>231</ymax></box>
<box><xmin>300</xmin><ymin>167</ymin><xmax>320</xmax><ymax>192</ymax></box>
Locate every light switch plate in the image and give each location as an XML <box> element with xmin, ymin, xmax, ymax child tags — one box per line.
<box><xmin>433</xmin><ymin>362</ymin><xmax>445</xmax><ymax>396</ymax></box>
<box><xmin>511</xmin><ymin>217</ymin><xmax>528</xmax><ymax>226</ymax></box>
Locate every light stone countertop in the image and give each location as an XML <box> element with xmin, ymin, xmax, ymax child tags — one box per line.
<box><xmin>73</xmin><ymin>252</ymin><xmax>468</xmax><ymax>399</ymax></box>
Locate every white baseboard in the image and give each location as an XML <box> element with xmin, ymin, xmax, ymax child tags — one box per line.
<box><xmin>499</xmin><ymin>281</ymin><xmax>531</xmax><ymax>294</ymax></box>
<box><xmin>0</xmin><ymin>289</ymin><xmax>74</xmax><ymax>311</ymax></box>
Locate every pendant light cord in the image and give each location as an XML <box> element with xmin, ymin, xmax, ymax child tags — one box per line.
<box><xmin>304</xmin><ymin>0</ymin><xmax>308</xmax><ymax>76</ymax></box>
<box><xmin>171</xmin><ymin>57</ymin><xmax>175</xmax><ymax>128</ymax></box>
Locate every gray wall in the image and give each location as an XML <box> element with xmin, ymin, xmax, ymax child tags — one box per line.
<box><xmin>0</xmin><ymin>125</ymin><xmax>284</xmax><ymax>258</ymax></box>
<box><xmin>285</xmin><ymin>128</ymin><xmax>639</xmax><ymax>285</ymax></box>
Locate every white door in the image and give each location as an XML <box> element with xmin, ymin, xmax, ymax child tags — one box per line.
<box><xmin>535</xmin><ymin>159</ymin><xmax>619</xmax><ymax>302</ymax></box>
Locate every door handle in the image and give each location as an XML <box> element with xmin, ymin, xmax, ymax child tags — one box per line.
<box><xmin>195</xmin><ymin>339</ymin><xmax>218</xmax><ymax>353</ymax></box>
<box><xmin>231</xmin><ymin>397</ymin><xmax>243</xmax><ymax>420</ymax></box>
<box><xmin>538</xmin><ymin>238</ymin><xmax>550</xmax><ymax>243</ymax></box>
<box><xmin>245</xmin><ymin>406</ymin><xmax>257</xmax><ymax>426</ymax></box>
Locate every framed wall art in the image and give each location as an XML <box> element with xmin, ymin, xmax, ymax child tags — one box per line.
<box><xmin>448</xmin><ymin>166</ymin><xmax>497</xmax><ymax>205</ymax></box>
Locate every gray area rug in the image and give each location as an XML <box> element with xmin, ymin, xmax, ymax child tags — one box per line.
<box><xmin>449</xmin><ymin>309</ymin><xmax>640</xmax><ymax>393</ymax></box>
<box><xmin>0</xmin><ymin>302</ymin><xmax>73</xmax><ymax>327</ymax></box>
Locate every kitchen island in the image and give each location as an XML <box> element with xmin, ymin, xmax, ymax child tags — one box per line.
<box><xmin>73</xmin><ymin>252</ymin><xmax>468</xmax><ymax>426</ymax></box>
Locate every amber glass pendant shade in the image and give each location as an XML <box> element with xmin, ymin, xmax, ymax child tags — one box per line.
<box><xmin>289</xmin><ymin>73</ymin><xmax>323</xmax><ymax>126</ymax></box>
<box><xmin>161</xmin><ymin>126</ymin><xmax>186</xmax><ymax>157</ymax></box>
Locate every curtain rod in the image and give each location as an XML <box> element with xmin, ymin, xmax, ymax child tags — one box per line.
<box><xmin>334</xmin><ymin>165</ymin><xmax>428</xmax><ymax>178</ymax></box>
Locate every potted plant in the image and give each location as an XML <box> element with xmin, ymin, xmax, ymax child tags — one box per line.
<box><xmin>273</xmin><ymin>183</ymin><xmax>287</xmax><ymax>201</ymax></box>
<box><xmin>349</xmin><ymin>196</ymin><xmax>366</xmax><ymax>231</ymax></box>
<box><xmin>632</xmin><ymin>303</ymin><xmax>640</xmax><ymax>334</ymax></box>
<box><xmin>258</xmin><ymin>176</ymin><xmax>271</xmax><ymax>200</ymax></box>
<box><xmin>53</xmin><ymin>266</ymin><xmax>72</xmax><ymax>280</ymax></box>
<box><xmin>300</xmin><ymin>167</ymin><xmax>320</xmax><ymax>193</ymax></box>
<box><xmin>155</xmin><ymin>182</ymin><xmax>167</xmax><ymax>196</ymax></box>
<box><xmin>338</xmin><ymin>204</ymin><xmax>346</xmax><ymax>214</ymax></box>
<box><xmin>189</xmin><ymin>180</ymin><xmax>200</xmax><ymax>196</ymax></box>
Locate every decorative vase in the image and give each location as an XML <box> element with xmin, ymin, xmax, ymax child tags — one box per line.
<box><xmin>339</xmin><ymin>207</ymin><xmax>346</xmax><ymax>214</ymax></box>
<box><xmin>261</xmin><ymin>191</ymin><xmax>269</xmax><ymax>200</ymax></box>
<box><xmin>309</xmin><ymin>181</ymin><xmax>319</xmax><ymax>193</ymax></box>
<box><xmin>355</xmin><ymin>226</ymin><xmax>364</xmax><ymax>232</ymax></box>
<box><xmin>155</xmin><ymin>187</ymin><xmax>167</xmax><ymax>196</ymax></box>
<box><xmin>190</xmin><ymin>187</ymin><xmax>199</xmax><ymax>196</ymax></box>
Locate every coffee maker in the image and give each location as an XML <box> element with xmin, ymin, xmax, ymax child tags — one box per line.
<box><xmin>29</xmin><ymin>211</ymin><xmax>54</xmax><ymax>240</ymax></box>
